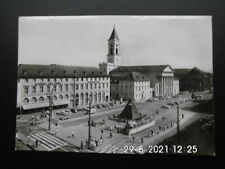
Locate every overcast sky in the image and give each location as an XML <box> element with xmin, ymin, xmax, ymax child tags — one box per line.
<box><xmin>18</xmin><ymin>16</ymin><xmax>212</xmax><ymax>72</ymax></box>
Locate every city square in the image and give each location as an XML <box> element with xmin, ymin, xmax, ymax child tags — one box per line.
<box><xmin>15</xmin><ymin>16</ymin><xmax>214</xmax><ymax>155</ymax></box>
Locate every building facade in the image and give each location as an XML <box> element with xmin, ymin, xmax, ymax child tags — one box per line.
<box><xmin>110</xmin><ymin>65</ymin><xmax>177</xmax><ymax>100</ymax></box>
<box><xmin>110</xmin><ymin>72</ymin><xmax>152</xmax><ymax>102</ymax></box>
<box><xmin>17</xmin><ymin>64</ymin><xmax>110</xmax><ymax>112</ymax></box>
<box><xmin>174</xmin><ymin>67</ymin><xmax>213</xmax><ymax>92</ymax></box>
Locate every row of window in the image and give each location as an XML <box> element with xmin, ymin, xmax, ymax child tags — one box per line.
<box><xmin>22</xmin><ymin>77</ymin><xmax>109</xmax><ymax>83</ymax></box>
<box><xmin>23</xmin><ymin>83</ymin><xmax>109</xmax><ymax>94</ymax></box>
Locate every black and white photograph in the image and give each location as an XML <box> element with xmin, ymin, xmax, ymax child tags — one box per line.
<box><xmin>15</xmin><ymin>15</ymin><xmax>214</xmax><ymax>155</ymax></box>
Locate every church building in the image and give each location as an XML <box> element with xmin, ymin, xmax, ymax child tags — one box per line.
<box><xmin>99</xmin><ymin>26</ymin><xmax>179</xmax><ymax>101</ymax></box>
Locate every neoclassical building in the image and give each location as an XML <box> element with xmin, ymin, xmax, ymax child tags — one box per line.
<box><xmin>17</xmin><ymin>64</ymin><xmax>110</xmax><ymax>112</ymax></box>
<box><xmin>110</xmin><ymin>65</ymin><xmax>176</xmax><ymax>100</ymax></box>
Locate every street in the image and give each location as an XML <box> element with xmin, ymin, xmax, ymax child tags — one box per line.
<box><xmin>15</xmin><ymin>91</ymin><xmax>214</xmax><ymax>154</ymax></box>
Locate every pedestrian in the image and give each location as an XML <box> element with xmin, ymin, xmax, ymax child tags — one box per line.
<box><xmin>35</xmin><ymin>139</ymin><xmax>39</xmax><ymax>148</ymax></box>
<box><xmin>182</xmin><ymin>114</ymin><xmax>184</xmax><ymax>119</ymax></box>
<box><xmin>141</xmin><ymin>137</ymin><xmax>144</xmax><ymax>144</ymax></box>
<box><xmin>72</xmin><ymin>130</ymin><xmax>75</xmax><ymax>138</ymax></box>
<box><xmin>80</xmin><ymin>141</ymin><xmax>83</xmax><ymax>149</ymax></box>
<box><xmin>29</xmin><ymin>128</ymin><xmax>32</xmax><ymax>135</ymax></box>
<box><xmin>95</xmin><ymin>140</ymin><xmax>98</xmax><ymax>147</ymax></box>
<box><xmin>113</xmin><ymin>114</ymin><xmax>115</xmax><ymax>120</ymax></box>
<box><xmin>110</xmin><ymin>131</ymin><xmax>112</xmax><ymax>138</ymax></box>
<box><xmin>91</xmin><ymin>120</ymin><xmax>94</xmax><ymax>126</ymax></box>
<box><xmin>132</xmin><ymin>136</ymin><xmax>135</xmax><ymax>143</ymax></box>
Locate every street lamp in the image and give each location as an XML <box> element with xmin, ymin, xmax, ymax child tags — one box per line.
<box><xmin>87</xmin><ymin>93</ymin><xmax>92</xmax><ymax>150</ymax></box>
<box><xmin>175</xmin><ymin>101</ymin><xmax>180</xmax><ymax>144</ymax></box>
<box><xmin>47</xmin><ymin>82</ymin><xmax>61</xmax><ymax>131</ymax></box>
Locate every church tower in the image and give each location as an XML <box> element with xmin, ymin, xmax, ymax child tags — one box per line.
<box><xmin>99</xmin><ymin>25</ymin><xmax>121</xmax><ymax>74</ymax></box>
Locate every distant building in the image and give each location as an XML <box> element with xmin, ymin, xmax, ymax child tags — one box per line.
<box><xmin>110</xmin><ymin>72</ymin><xmax>152</xmax><ymax>102</ymax></box>
<box><xmin>110</xmin><ymin>65</ymin><xmax>177</xmax><ymax>101</ymax></box>
<box><xmin>173</xmin><ymin>77</ymin><xmax>179</xmax><ymax>95</ymax></box>
<box><xmin>17</xmin><ymin>64</ymin><xmax>110</xmax><ymax>113</ymax></box>
<box><xmin>174</xmin><ymin>67</ymin><xmax>213</xmax><ymax>92</ymax></box>
<box><xmin>99</xmin><ymin>26</ymin><xmax>179</xmax><ymax>101</ymax></box>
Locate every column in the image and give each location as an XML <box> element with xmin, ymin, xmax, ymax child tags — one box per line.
<box><xmin>83</xmin><ymin>93</ymin><xmax>86</xmax><ymax>105</ymax></box>
<box><xmin>163</xmin><ymin>77</ymin><xmax>166</xmax><ymax>97</ymax></box>
<box><xmin>161</xmin><ymin>77</ymin><xmax>163</xmax><ymax>96</ymax></box>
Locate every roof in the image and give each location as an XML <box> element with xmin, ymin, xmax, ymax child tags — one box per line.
<box><xmin>110</xmin><ymin>65</ymin><xmax>173</xmax><ymax>73</ymax></box>
<box><xmin>18</xmin><ymin>64</ymin><xmax>109</xmax><ymax>78</ymax></box>
<box><xmin>123</xmin><ymin>72</ymin><xmax>151</xmax><ymax>81</ymax></box>
<box><xmin>109</xmin><ymin>27</ymin><xmax>119</xmax><ymax>40</ymax></box>
<box><xmin>174</xmin><ymin>69</ymin><xmax>191</xmax><ymax>74</ymax></box>
<box><xmin>119</xmin><ymin>100</ymin><xmax>142</xmax><ymax>120</ymax></box>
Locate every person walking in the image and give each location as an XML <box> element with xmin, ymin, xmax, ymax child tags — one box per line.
<box><xmin>141</xmin><ymin>137</ymin><xmax>144</xmax><ymax>144</ymax></box>
<box><xmin>110</xmin><ymin>131</ymin><xmax>112</xmax><ymax>138</ymax></box>
<box><xmin>132</xmin><ymin>136</ymin><xmax>135</xmax><ymax>143</ymax></box>
<box><xmin>80</xmin><ymin>141</ymin><xmax>83</xmax><ymax>149</ymax></box>
<box><xmin>72</xmin><ymin>130</ymin><xmax>75</xmax><ymax>138</ymax></box>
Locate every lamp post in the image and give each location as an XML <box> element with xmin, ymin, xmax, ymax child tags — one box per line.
<box><xmin>175</xmin><ymin>101</ymin><xmax>180</xmax><ymax>144</ymax></box>
<box><xmin>47</xmin><ymin>82</ymin><xmax>61</xmax><ymax>131</ymax></box>
<box><xmin>87</xmin><ymin>93</ymin><xmax>92</xmax><ymax>149</ymax></box>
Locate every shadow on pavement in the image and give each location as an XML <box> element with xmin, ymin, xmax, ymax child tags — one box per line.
<box><xmin>181</xmin><ymin>99</ymin><xmax>214</xmax><ymax>114</ymax></box>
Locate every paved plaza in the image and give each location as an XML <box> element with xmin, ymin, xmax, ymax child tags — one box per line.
<box><xmin>16</xmin><ymin>92</ymin><xmax>214</xmax><ymax>153</ymax></box>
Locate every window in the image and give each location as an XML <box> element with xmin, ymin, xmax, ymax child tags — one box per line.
<box><xmin>116</xmin><ymin>48</ymin><xmax>118</xmax><ymax>55</ymax></box>
<box><xmin>40</xmin><ymin>86</ymin><xmax>43</xmax><ymax>93</ymax></box>
<box><xmin>103</xmin><ymin>83</ymin><xmax>105</xmax><ymax>88</ymax></box>
<box><xmin>99</xmin><ymin>83</ymin><xmax>101</xmax><ymax>89</ymax></box>
<box><xmin>24</xmin><ymin>86</ymin><xmax>28</xmax><ymax>94</ymax></box>
<box><xmin>32</xmin><ymin>86</ymin><xmax>36</xmax><ymax>93</ymax></box>
<box><xmin>76</xmin><ymin>84</ymin><xmax>79</xmax><ymax>90</ymax></box>
<box><xmin>81</xmin><ymin>84</ymin><xmax>83</xmax><ymax>90</ymax></box>
<box><xmin>60</xmin><ymin>85</ymin><xmax>63</xmax><ymax>91</ymax></box>
<box><xmin>65</xmin><ymin>84</ymin><xmax>68</xmax><ymax>91</ymax></box>
<box><xmin>110</xmin><ymin>48</ymin><xmax>113</xmax><ymax>55</ymax></box>
<box><xmin>86</xmin><ymin>83</ymin><xmax>88</xmax><ymax>89</ymax></box>
<box><xmin>47</xmin><ymin>86</ymin><xmax>50</xmax><ymax>92</ymax></box>
<box><xmin>95</xmin><ymin>83</ymin><xmax>97</xmax><ymax>89</ymax></box>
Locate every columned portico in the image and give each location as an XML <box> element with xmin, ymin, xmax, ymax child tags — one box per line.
<box><xmin>160</xmin><ymin>74</ymin><xmax>174</xmax><ymax>97</ymax></box>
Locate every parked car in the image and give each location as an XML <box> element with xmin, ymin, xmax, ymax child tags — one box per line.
<box><xmin>96</xmin><ymin>104</ymin><xmax>102</xmax><ymax>109</ymax></box>
<box><xmin>161</xmin><ymin>105</ymin><xmax>171</xmax><ymax>109</ymax></box>
<box><xmin>70</xmin><ymin>108</ymin><xmax>78</xmax><ymax>113</ymax></box>
<box><xmin>167</xmin><ymin>102</ymin><xmax>175</xmax><ymax>106</ymax></box>
<box><xmin>58</xmin><ymin>116</ymin><xmax>70</xmax><ymax>120</ymax></box>
<box><xmin>56</xmin><ymin>110</ymin><xmax>70</xmax><ymax>116</ymax></box>
<box><xmin>109</xmin><ymin>102</ymin><xmax>114</xmax><ymax>106</ymax></box>
<box><xmin>30</xmin><ymin>119</ymin><xmax>43</xmax><ymax>125</ymax></box>
<box><xmin>101</xmin><ymin>104</ymin><xmax>108</xmax><ymax>108</ymax></box>
<box><xmin>64</xmin><ymin>109</ymin><xmax>72</xmax><ymax>116</ymax></box>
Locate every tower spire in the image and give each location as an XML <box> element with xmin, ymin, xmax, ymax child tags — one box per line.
<box><xmin>109</xmin><ymin>25</ymin><xmax>119</xmax><ymax>40</ymax></box>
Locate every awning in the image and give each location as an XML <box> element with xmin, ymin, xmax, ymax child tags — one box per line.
<box><xmin>22</xmin><ymin>100</ymin><xmax>70</xmax><ymax>110</ymax></box>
